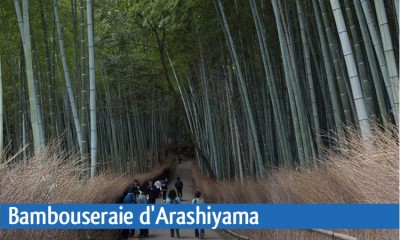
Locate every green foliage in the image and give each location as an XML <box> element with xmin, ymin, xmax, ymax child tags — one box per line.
<box><xmin>94</xmin><ymin>0</ymin><xmax>213</xmax><ymax>110</ymax></box>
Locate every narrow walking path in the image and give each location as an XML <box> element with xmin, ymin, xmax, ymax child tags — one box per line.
<box><xmin>142</xmin><ymin>157</ymin><xmax>222</xmax><ymax>240</ymax></box>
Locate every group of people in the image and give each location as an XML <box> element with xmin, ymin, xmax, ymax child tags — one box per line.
<box><xmin>121</xmin><ymin>179</ymin><xmax>148</xmax><ymax>238</ymax></box>
<box><xmin>121</xmin><ymin>177</ymin><xmax>204</xmax><ymax>239</ymax></box>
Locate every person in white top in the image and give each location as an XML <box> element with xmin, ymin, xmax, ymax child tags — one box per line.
<box><xmin>154</xmin><ymin>179</ymin><xmax>162</xmax><ymax>198</ymax></box>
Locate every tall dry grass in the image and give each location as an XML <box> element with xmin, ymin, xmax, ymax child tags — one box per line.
<box><xmin>192</xmin><ymin>124</ymin><xmax>399</xmax><ymax>240</ymax></box>
<box><xmin>0</xmin><ymin>142</ymin><xmax>175</xmax><ymax>240</ymax></box>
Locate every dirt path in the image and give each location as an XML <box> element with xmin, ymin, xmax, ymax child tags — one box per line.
<box><xmin>140</xmin><ymin>157</ymin><xmax>222</xmax><ymax>240</ymax></box>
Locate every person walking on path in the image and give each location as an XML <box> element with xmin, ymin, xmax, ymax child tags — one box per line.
<box><xmin>137</xmin><ymin>190</ymin><xmax>149</xmax><ymax>238</ymax></box>
<box><xmin>166</xmin><ymin>189</ymin><xmax>181</xmax><ymax>238</ymax></box>
<box><xmin>161</xmin><ymin>178</ymin><xmax>169</xmax><ymax>202</ymax></box>
<box><xmin>174</xmin><ymin>177</ymin><xmax>183</xmax><ymax>199</ymax></box>
<box><xmin>144</xmin><ymin>159</ymin><xmax>221</xmax><ymax>239</ymax></box>
<box><xmin>122</xmin><ymin>191</ymin><xmax>136</xmax><ymax>204</ymax></box>
<box><xmin>192</xmin><ymin>191</ymin><xmax>205</xmax><ymax>239</ymax></box>
<box><xmin>121</xmin><ymin>190</ymin><xmax>138</xmax><ymax>238</ymax></box>
<box><xmin>154</xmin><ymin>180</ymin><xmax>162</xmax><ymax>198</ymax></box>
<box><xmin>146</xmin><ymin>180</ymin><xmax>159</xmax><ymax>204</ymax></box>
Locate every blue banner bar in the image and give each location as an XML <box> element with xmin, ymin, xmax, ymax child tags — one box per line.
<box><xmin>0</xmin><ymin>204</ymin><xmax>398</xmax><ymax>229</ymax></box>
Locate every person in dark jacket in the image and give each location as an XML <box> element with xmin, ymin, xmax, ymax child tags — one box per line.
<box><xmin>174</xmin><ymin>177</ymin><xmax>183</xmax><ymax>199</ymax></box>
<box><xmin>161</xmin><ymin>178</ymin><xmax>169</xmax><ymax>202</ymax></box>
<box><xmin>121</xmin><ymin>191</ymin><xmax>137</xmax><ymax>238</ymax></box>
<box><xmin>146</xmin><ymin>180</ymin><xmax>159</xmax><ymax>204</ymax></box>
<box><xmin>123</xmin><ymin>192</ymin><xmax>136</xmax><ymax>204</ymax></box>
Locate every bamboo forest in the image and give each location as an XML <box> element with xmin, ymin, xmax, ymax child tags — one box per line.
<box><xmin>0</xmin><ymin>0</ymin><xmax>398</xmax><ymax>239</ymax></box>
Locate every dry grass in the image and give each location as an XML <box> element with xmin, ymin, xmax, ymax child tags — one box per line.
<box><xmin>0</xmin><ymin>142</ymin><xmax>175</xmax><ymax>240</ymax></box>
<box><xmin>0</xmin><ymin>124</ymin><xmax>397</xmax><ymax>240</ymax></box>
<box><xmin>193</xmin><ymin>124</ymin><xmax>399</xmax><ymax>240</ymax></box>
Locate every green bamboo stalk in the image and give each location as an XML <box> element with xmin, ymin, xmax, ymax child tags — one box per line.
<box><xmin>15</xmin><ymin>0</ymin><xmax>45</xmax><ymax>153</ymax></box>
<box><xmin>32</xmin><ymin>38</ymin><xmax>47</xmax><ymax>148</ymax></box>
<box><xmin>79</xmin><ymin>0</ymin><xmax>89</xmax><ymax>177</ymax></box>
<box><xmin>305</xmin><ymin>18</ymin><xmax>334</xmax><ymax>134</ymax></box>
<box><xmin>313</xmin><ymin>0</ymin><xmax>345</xmax><ymax>143</ymax></box>
<box><xmin>198</xmin><ymin>44</ymin><xmax>219</xmax><ymax>176</ymax></box>
<box><xmin>271</xmin><ymin>0</ymin><xmax>307</xmax><ymax>166</ymax></box>
<box><xmin>280</xmin><ymin>0</ymin><xmax>315</xmax><ymax>165</ymax></box>
<box><xmin>168</xmin><ymin>52</ymin><xmax>217</xmax><ymax>179</ymax></box>
<box><xmin>71</xmin><ymin>0</ymin><xmax>81</xmax><ymax>101</ymax></box>
<box><xmin>53</xmin><ymin>0</ymin><xmax>82</xmax><ymax>153</ymax></box>
<box><xmin>104</xmin><ymin>80</ymin><xmax>119</xmax><ymax>171</ymax></box>
<box><xmin>52</xmin><ymin>30</ymin><xmax>62</xmax><ymax>137</ymax></box>
<box><xmin>318</xmin><ymin>0</ymin><xmax>353</xmax><ymax>125</ymax></box>
<box><xmin>0</xmin><ymin>54</ymin><xmax>3</xmax><ymax>156</ymax></box>
<box><xmin>216</xmin><ymin>0</ymin><xmax>264</xmax><ymax>176</ymax></box>
<box><xmin>296</xmin><ymin>0</ymin><xmax>322</xmax><ymax>158</ymax></box>
<box><xmin>22</xmin><ymin>112</ymin><xmax>27</xmax><ymax>160</ymax></box>
<box><xmin>249</xmin><ymin>0</ymin><xmax>293</xmax><ymax>167</ymax></box>
<box><xmin>87</xmin><ymin>0</ymin><xmax>97</xmax><ymax>177</ymax></box>
<box><xmin>329</xmin><ymin>0</ymin><xmax>371</xmax><ymax>140</ymax></box>
<box><xmin>226</xmin><ymin>62</ymin><xmax>244</xmax><ymax>182</ymax></box>
<box><xmin>373</xmin><ymin>0</ymin><xmax>399</xmax><ymax>124</ymax></box>
<box><xmin>353</xmin><ymin>0</ymin><xmax>388</xmax><ymax>126</ymax></box>
<box><xmin>11</xmin><ymin>53</ymin><xmax>20</xmax><ymax>152</ymax></box>
<box><xmin>62</xmin><ymin>92</ymin><xmax>74</xmax><ymax>150</ymax></box>
<box><xmin>359</xmin><ymin>0</ymin><xmax>396</xmax><ymax>124</ymax></box>
<box><xmin>18</xmin><ymin>47</ymin><xmax>27</xmax><ymax>160</ymax></box>
<box><xmin>344</xmin><ymin>0</ymin><xmax>376</xmax><ymax>120</ymax></box>
<box><xmin>14</xmin><ymin>0</ymin><xmax>23</xmax><ymax>37</ymax></box>
<box><xmin>393</xmin><ymin>0</ymin><xmax>399</xmax><ymax>33</ymax></box>
<box><xmin>39</xmin><ymin>0</ymin><xmax>57</xmax><ymax>140</ymax></box>
<box><xmin>126</xmin><ymin>110</ymin><xmax>135</xmax><ymax>173</ymax></box>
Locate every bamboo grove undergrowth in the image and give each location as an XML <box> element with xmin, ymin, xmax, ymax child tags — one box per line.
<box><xmin>191</xmin><ymin>123</ymin><xmax>398</xmax><ymax>240</ymax></box>
<box><xmin>173</xmin><ymin>0</ymin><xmax>398</xmax><ymax>180</ymax></box>
<box><xmin>1</xmin><ymin>0</ymin><xmax>177</xmax><ymax>176</ymax></box>
<box><xmin>0</xmin><ymin>0</ymin><xmax>398</xmax><ymax>180</ymax></box>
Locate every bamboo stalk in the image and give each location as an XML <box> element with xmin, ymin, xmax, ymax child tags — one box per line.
<box><xmin>79</xmin><ymin>0</ymin><xmax>89</xmax><ymax>177</ymax></box>
<box><xmin>0</xmin><ymin>54</ymin><xmax>3</xmax><ymax>156</ymax></box>
<box><xmin>223</xmin><ymin>230</ymin><xmax>252</xmax><ymax>240</ymax></box>
<box><xmin>373</xmin><ymin>0</ymin><xmax>399</xmax><ymax>124</ymax></box>
<box><xmin>249</xmin><ymin>0</ymin><xmax>292</xmax><ymax>167</ymax></box>
<box><xmin>87</xmin><ymin>0</ymin><xmax>97</xmax><ymax>177</ymax></box>
<box><xmin>16</xmin><ymin>0</ymin><xmax>46</xmax><ymax>153</ymax></box>
<box><xmin>216</xmin><ymin>0</ymin><xmax>264</xmax><ymax>176</ymax></box>
<box><xmin>53</xmin><ymin>0</ymin><xmax>82</xmax><ymax>153</ymax></box>
<box><xmin>329</xmin><ymin>0</ymin><xmax>371</xmax><ymax>141</ymax></box>
<box><xmin>359</xmin><ymin>0</ymin><xmax>396</xmax><ymax>124</ymax></box>
<box><xmin>352</xmin><ymin>0</ymin><xmax>388</xmax><ymax>127</ymax></box>
<box><xmin>311</xmin><ymin>229</ymin><xmax>357</xmax><ymax>240</ymax></box>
